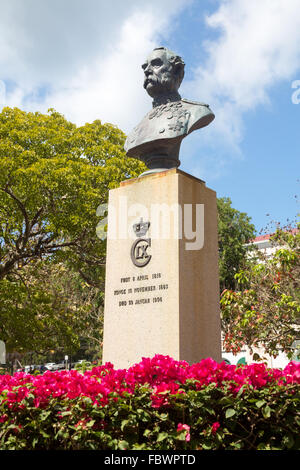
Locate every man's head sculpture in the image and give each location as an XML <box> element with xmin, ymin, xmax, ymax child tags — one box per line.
<box><xmin>142</xmin><ymin>47</ymin><xmax>185</xmax><ymax>99</ymax></box>
<box><xmin>125</xmin><ymin>46</ymin><xmax>214</xmax><ymax>175</ymax></box>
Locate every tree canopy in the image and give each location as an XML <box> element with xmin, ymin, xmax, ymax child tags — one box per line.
<box><xmin>217</xmin><ymin>197</ymin><xmax>256</xmax><ymax>291</ymax></box>
<box><xmin>0</xmin><ymin>106</ymin><xmax>258</xmax><ymax>360</ymax></box>
<box><xmin>0</xmin><ymin>107</ymin><xmax>145</xmax><ymax>356</ymax></box>
<box><xmin>0</xmin><ymin>106</ymin><xmax>145</xmax><ymax>283</ymax></box>
<box><xmin>221</xmin><ymin>226</ymin><xmax>300</xmax><ymax>360</ymax></box>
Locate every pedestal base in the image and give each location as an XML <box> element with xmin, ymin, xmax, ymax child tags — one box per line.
<box><xmin>102</xmin><ymin>169</ymin><xmax>221</xmax><ymax>368</ymax></box>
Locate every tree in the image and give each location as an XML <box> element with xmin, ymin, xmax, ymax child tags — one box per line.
<box><xmin>217</xmin><ymin>197</ymin><xmax>256</xmax><ymax>291</ymax></box>
<box><xmin>0</xmin><ymin>260</ymin><xmax>101</xmax><ymax>356</ymax></box>
<box><xmin>0</xmin><ymin>107</ymin><xmax>145</xmax><ymax>355</ymax></box>
<box><xmin>0</xmin><ymin>107</ymin><xmax>257</xmax><ymax>358</ymax></box>
<box><xmin>0</xmin><ymin>106</ymin><xmax>145</xmax><ymax>282</ymax></box>
<box><xmin>221</xmin><ymin>226</ymin><xmax>300</xmax><ymax>360</ymax></box>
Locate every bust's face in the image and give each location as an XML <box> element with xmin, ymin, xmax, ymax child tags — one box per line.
<box><xmin>142</xmin><ymin>49</ymin><xmax>178</xmax><ymax>98</ymax></box>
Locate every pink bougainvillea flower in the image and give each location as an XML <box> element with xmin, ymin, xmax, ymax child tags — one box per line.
<box><xmin>177</xmin><ymin>423</ymin><xmax>191</xmax><ymax>441</ymax></box>
<box><xmin>151</xmin><ymin>382</ymin><xmax>184</xmax><ymax>408</ymax></box>
<box><xmin>75</xmin><ymin>419</ymin><xmax>88</xmax><ymax>429</ymax></box>
<box><xmin>0</xmin><ymin>356</ymin><xmax>299</xmax><ymax>411</ymax></box>
<box><xmin>0</xmin><ymin>414</ymin><xmax>8</xmax><ymax>423</ymax></box>
<box><xmin>211</xmin><ymin>422</ymin><xmax>220</xmax><ymax>434</ymax></box>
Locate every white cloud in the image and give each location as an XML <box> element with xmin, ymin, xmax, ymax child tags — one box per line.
<box><xmin>2</xmin><ymin>0</ymin><xmax>300</xmax><ymax>182</ymax></box>
<box><xmin>202</xmin><ymin>0</ymin><xmax>300</xmax><ymax>107</ymax></box>
<box><xmin>40</xmin><ymin>9</ymin><xmax>176</xmax><ymax>129</ymax></box>
<box><xmin>0</xmin><ymin>0</ymin><xmax>189</xmax><ymax>130</ymax></box>
<box><xmin>181</xmin><ymin>0</ymin><xmax>300</xmax><ymax>173</ymax></box>
<box><xmin>0</xmin><ymin>0</ymin><xmax>136</xmax><ymax>86</ymax></box>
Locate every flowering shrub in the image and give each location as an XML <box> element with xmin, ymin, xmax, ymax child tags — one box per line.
<box><xmin>221</xmin><ymin>226</ymin><xmax>300</xmax><ymax>360</ymax></box>
<box><xmin>0</xmin><ymin>355</ymin><xmax>299</xmax><ymax>450</ymax></box>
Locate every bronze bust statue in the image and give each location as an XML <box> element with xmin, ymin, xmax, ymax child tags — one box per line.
<box><xmin>125</xmin><ymin>46</ymin><xmax>215</xmax><ymax>174</ymax></box>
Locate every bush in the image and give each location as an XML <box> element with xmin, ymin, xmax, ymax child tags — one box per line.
<box><xmin>0</xmin><ymin>355</ymin><xmax>299</xmax><ymax>450</ymax></box>
<box><xmin>221</xmin><ymin>226</ymin><xmax>300</xmax><ymax>359</ymax></box>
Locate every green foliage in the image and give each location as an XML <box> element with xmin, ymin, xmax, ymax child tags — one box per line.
<box><xmin>0</xmin><ymin>106</ymin><xmax>257</xmax><ymax>358</ymax></box>
<box><xmin>0</xmin><ymin>106</ymin><xmax>145</xmax><ymax>280</ymax></box>
<box><xmin>74</xmin><ymin>361</ymin><xmax>92</xmax><ymax>373</ymax></box>
<box><xmin>0</xmin><ymin>380</ymin><xmax>299</xmax><ymax>450</ymax></box>
<box><xmin>0</xmin><ymin>260</ymin><xmax>104</xmax><ymax>356</ymax></box>
<box><xmin>217</xmin><ymin>197</ymin><xmax>256</xmax><ymax>291</ymax></box>
<box><xmin>221</xmin><ymin>226</ymin><xmax>300</xmax><ymax>359</ymax></box>
<box><xmin>0</xmin><ymin>107</ymin><xmax>145</xmax><ymax>355</ymax></box>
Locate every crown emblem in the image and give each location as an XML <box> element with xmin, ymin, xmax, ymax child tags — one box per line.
<box><xmin>133</xmin><ymin>218</ymin><xmax>150</xmax><ymax>237</ymax></box>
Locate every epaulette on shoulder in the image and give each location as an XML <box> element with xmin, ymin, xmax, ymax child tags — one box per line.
<box><xmin>182</xmin><ymin>98</ymin><xmax>210</xmax><ymax>107</ymax></box>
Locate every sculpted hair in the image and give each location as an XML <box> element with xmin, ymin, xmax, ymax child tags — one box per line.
<box><xmin>153</xmin><ymin>46</ymin><xmax>185</xmax><ymax>88</ymax></box>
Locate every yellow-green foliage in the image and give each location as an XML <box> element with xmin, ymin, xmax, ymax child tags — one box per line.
<box><xmin>0</xmin><ymin>107</ymin><xmax>145</xmax><ymax>355</ymax></box>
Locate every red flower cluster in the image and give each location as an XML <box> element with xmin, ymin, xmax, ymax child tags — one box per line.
<box><xmin>0</xmin><ymin>355</ymin><xmax>299</xmax><ymax>410</ymax></box>
<box><xmin>211</xmin><ymin>422</ymin><xmax>220</xmax><ymax>434</ymax></box>
<box><xmin>177</xmin><ymin>423</ymin><xmax>191</xmax><ymax>441</ymax></box>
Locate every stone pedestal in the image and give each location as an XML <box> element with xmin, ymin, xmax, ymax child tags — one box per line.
<box><xmin>102</xmin><ymin>169</ymin><xmax>222</xmax><ymax>368</ymax></box>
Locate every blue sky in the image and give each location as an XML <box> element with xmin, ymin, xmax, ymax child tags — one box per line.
<box><xmin>0</xmin><ymin>0</ymin><xmax>299</xmax><ymax>234</ymax></box>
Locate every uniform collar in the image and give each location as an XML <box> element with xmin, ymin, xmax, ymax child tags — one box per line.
<box><xmin>152</xmin><ymin>92</ymin><xmax>181</xmax><ymax>108</ymax></box>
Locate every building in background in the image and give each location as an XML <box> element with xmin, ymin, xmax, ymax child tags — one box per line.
<box><xmin>222</xmin><ymin>229</ymin><xmax>299</xmax><ymax>368</ymax></box>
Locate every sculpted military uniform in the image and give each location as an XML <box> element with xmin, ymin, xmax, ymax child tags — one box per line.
<box><xmin>125</xmin><ymin>99</ymin><xmax>214</xmax><ymax>170</ymax></box>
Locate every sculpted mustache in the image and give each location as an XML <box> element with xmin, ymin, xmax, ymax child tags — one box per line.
<box><xmin>143</xmin><ymin>75</ymin><xmax>170</xmax><ymax>89</ymax></box>
<box><xmin>144</xmin><ymin>76</ymin><xmax>158</xmax><ymax>86</ymax></box>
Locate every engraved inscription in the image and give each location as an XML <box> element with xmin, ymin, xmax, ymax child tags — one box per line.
<box><xmin>113</xmin><ymin>272</ymin><xmax>169</xmax><ymax>308</ymax></box>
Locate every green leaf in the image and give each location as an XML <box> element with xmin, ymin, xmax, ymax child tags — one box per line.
<box><xmin>118</xmin><ymin>440</ymin><xmax>129</xmax><ymax>450</ymax></box>
<box><xmin>157</xmin><ymin>432</ymin><xmax>168</xmax><ymax>442</ymax></box>
<box><xmin>121</xmin><ymin>419</ymin><xmax>129</xmax><ymax>431</ymax></box>
<box><xmin>32</xmin><ymin>437</ymin><xmax>39</xmax><ymax>448</ymax></box>
<box><xmin>202</xmin><ymin>442</ymin><xmax>213</xmax><ymax>450</ymax></box>
<box><xmin>225</xmin><ymin>408</ymin><xmax>236</xmax><ymax>418</ymax></box>
<box><xmin>282</xmin><ymin>433</ymin><xmax>295</xmax><ymax>449</ymax></box>
<box><xmin>255</xmin><ymin>399</ymin><xmax>266</xmax><ymax>408</ymax></box>
<box><xmin>39</xmin><ymin>410</ymin><xmax>51</xmax><ymax>421</ymax></box>
<box><xmin>60</xmin><ymin>410</ymin><xmax>72</xmax><ymax>417</ymax></box>
<box><xmin>86</xmin><ymin>419</ymin><xmax>95</xmax><ymax>428</ymax></box>
<box><xmin>257</xmin><ymin>443</ymin><xmax>267</xmax><ymax>450</ymax></box>
<box><xmin>262</xmin><ymin>405</ymin><xmax>271</xmax><ymax>419</ymax></box>
<box><xmin>236</xmin><ymin>385</ymin><xmax>245</xmax><ymax>399</ymax></box>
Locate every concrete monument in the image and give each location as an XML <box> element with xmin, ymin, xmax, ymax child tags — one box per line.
<box><xmin>125</xmin><ymin>46</ymin><xmax>215</xmax><ymax>173</ymax></box>
<box><xmin>102</xmin><ymin>47</ymin><xmax>221</xmax><ymax>368</ymax></box>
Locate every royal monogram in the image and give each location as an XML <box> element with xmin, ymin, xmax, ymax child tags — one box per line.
<box><xmin>131</xmin><ymin>238</ymin><xmax>152</xmax><ymax>267</ymax></box>
<box><xmin>131</xmin><ymin>219</ymin><xmax>151</xmax><ymax>267</ymax></box>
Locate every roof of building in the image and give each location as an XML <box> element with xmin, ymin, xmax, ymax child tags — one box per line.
<box><xmin>250</xmin><ymin>228</ymin><xmax>298</xmax><ymax>244</ymax></box>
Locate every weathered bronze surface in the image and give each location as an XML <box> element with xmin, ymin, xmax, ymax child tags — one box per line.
<box><xmin>125</xmin><ymin>47</ymin><xmax>215</xmax><ymax>174</ymax></box>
